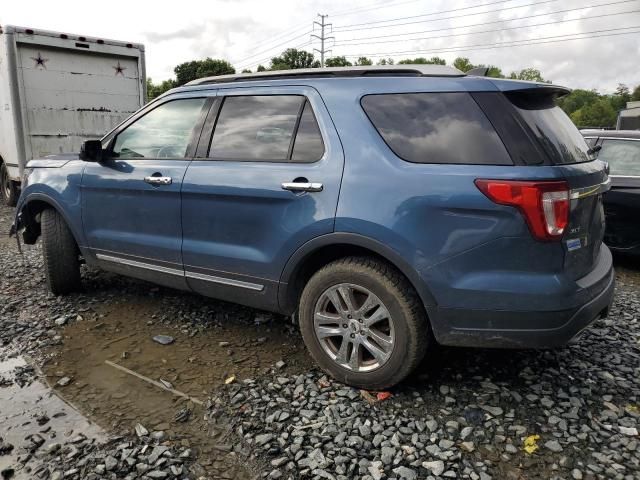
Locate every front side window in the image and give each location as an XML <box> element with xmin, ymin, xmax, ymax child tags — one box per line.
<box><xmin>112</xmin><ymin>98</ymin><xmax>206</xmax><ymax>159</ymax></box>
<box><xmin>209</xmin><ymin>95</ymin><xmax>324</xmax><ymax>162</ymax></box>
<box><xmin>361</xmin><ymin>92</ymin><xmax>512</xmax><ymax>165</ymax></box>
<box><xmin>598</xmin><ymin>139</ymin><xmax>640</xmax><ymax>176</ymax></box>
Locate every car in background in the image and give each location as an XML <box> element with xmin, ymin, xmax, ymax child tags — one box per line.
<box><xmin>582</xmin><ymin>129</ymin><xmax>640</xmax><ymax>255</ymax></box>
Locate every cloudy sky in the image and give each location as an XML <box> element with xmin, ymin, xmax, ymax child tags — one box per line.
<box><xmin>2</xmin><ymin>0</ymin><xmax>639</xmax><ymax>91</ymax></box>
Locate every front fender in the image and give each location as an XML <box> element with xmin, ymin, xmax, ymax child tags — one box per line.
<box><xmin>14</xmin><ymin>162</ymin><xmax>85</xmax><ymax>246</ymax></box>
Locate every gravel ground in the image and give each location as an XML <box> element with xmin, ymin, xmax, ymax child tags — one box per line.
<box><xmin>1</xmin><ymin>202</ymin><xmax>639</xmax><ymax>480</ymax></box>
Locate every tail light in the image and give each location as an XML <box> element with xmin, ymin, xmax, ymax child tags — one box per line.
<box><xmin>475</xmin><ymin>179</ymin><xmax>569</xmax><ymax>241</ymax></box>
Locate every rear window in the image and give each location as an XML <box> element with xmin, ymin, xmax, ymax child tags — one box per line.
<box><xmin>506</xmin><ymin>91</ymin><xmax>593</xmax><ymax>165</ymax></box>
<box><xmin>361</xmin><ymin>92</ymin><xmax>512</xmax><ymax>165</ymax></box>
<box><xmin>210</xmin><ymin>95</ymin><xmax>303</xmax><ymax>161</ymax></box>
<box><xmin>598</xmin><ymin>139</ymin><xmax>640</xmax><ymax>176</ymax></box>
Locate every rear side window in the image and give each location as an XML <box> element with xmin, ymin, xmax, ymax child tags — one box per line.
<box><xmin>360</xmin><ymin>92</ymin><xmax>512</xmax><ymax>165</ymax></box>
<box><xmin>505</xmin><ymin>91</ymin><xmax>593</xmax><ymax>165</ymax></box>
<box><xmin>292</xmin><ymin>101</ymin><xmax>325</xmax><ymax>162</ymax></box>
<box><xmin>209</xmin><ymin>95</ymin><xmax>324</xmax><ymax>162</ymax></box>
<box><xmin>598</xmin><ymin>139</ymin><xmax>640</xmax><ymax>176</ymax></box>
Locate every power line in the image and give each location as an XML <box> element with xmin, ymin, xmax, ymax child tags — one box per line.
<box><xmin>333</xmin><ymin>0</ymin><xmax>565</xmax><ymax>32</ymax></box>
<box><xmin>332</xmin><ymin>9</ymin><xmax>639</xmax><ymax>47</ymax></box>
<box><xmin>333</xmin><ymin>0</ymin><xmax>637</xmax><ymax>44</ymax></box>
<box><xmin>234</xmin><ymin>30</ymin><xmax>312</xmax><ymax>67</ymax></box>
<box><xmin>232</xmin><ymin>24</ymin><xmax>310</xmax><ymax>64</ymax></box>
<box><xmin>339</xmin><ymin>25</ymin><xmax>640</xmax><ymax>57</ymax></box>
<box><xmin>331</xmin><ymin>0</ymin><xmax>425</xmax><ymax>17</ymax></box>
<box><xmin>312</xmin><ymin>14</ymin><xmax>334</xmax><ymax>67</ymax></box>
<box><xmin>240</xmin><ymin>40</ymin><xmax>313</xmax><ymax>71</ymax></box>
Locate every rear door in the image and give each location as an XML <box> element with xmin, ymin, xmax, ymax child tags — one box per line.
<box><xmin>181</xmin><ymin>86</ymin><xmax>344</xmax><ymax>310</ymax></box>
<box><xmin>82</xmin><ymin>95</ymin><xmax>210</xmax><ymax>289</ymax></box>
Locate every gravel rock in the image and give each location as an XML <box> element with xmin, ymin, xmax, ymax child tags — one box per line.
<box><xmin>422</xmin><ymin>460</ymin><xmax>445</xmax><ymax>476</ymax></box>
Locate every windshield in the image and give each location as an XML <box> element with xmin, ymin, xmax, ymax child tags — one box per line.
<box><xmin>507</xmin><ymin>92</ymin><xmax>594</xmax><ymax>165</ymax></box>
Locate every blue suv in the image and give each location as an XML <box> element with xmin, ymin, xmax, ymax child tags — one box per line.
<box><xmin>12</xmin><ymin>65</ymin><xmax>615</xmax><ymax>388</ymax></box>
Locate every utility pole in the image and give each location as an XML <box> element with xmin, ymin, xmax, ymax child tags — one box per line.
<box><xmin>312</xmin><ymin>14</ymin><xmax>334</xmax><ymax>68</ymax></box>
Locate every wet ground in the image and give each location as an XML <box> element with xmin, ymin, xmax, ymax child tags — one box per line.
<box><xmin>39</xmin><ymin>295</ymin><xmax>311</xmax><ymax>478</ymax></box>
<box><xmin>0</xmin><ymin>356</ymin><xmax>105</xmax><ymax>479</ymax></box>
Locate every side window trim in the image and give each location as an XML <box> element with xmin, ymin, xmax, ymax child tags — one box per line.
<box><xmin>286</xmin><ymin>99</ymin><xmax>308</xmax><ymax>161</ymax></box>
<box><xmin>195</xmin><ymin>97</ymin><xmax>222</xmax><ymax>158</ymax></box>
<box><xmin>105</xmin><ymin>96</ymin><xmax>213</xmax><ymax>161</ymax></box>
<box><xmin>198</xmin><ymin>94</ymin><xmax>325</xmax><ymax>164</ymax></box>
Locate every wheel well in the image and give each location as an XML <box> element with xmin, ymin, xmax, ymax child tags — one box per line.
<box><xmin>284</xmin><ymin>243</ymin><xmax>421</xmax><ymax>314</ymax></box>
<box><xmin>19</xmin><ymin>200</ymin><xmax>57</xmax><ymax>244</ymax></box>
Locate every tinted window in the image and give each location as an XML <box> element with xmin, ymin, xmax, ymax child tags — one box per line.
<box><xmin>598</xmin><ymin>139</ymin><xmax>640</xmax><ymax>176</ymax></box>
<box><xmin>361</xmin><ymin>92</ymin><xmax>512</xmax><ymax>165</ymax></box>
<box><xmin>112</xmin><ymin>98</ymin><xmax>206</xmax><ymax>159</ymax></box>
<box><xmin>210</xmin><ymin>96</ymin><xmax>303</xmax><ymax>161</ymax></box>
<box><xmin>506</xmin><ymin>92</ymin><xmax>593</xmax><ymax>165</ymax></box>
<box><xmin>292</xmin><ymin>101</ymin><xmax>325</xmax><ymax>162</ymax></box>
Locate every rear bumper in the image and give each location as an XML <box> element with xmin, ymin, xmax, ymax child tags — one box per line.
<box><xmin>428</xmin><ymin>246</ymin><xmax>615</xmax><ymax>348</ymax></box>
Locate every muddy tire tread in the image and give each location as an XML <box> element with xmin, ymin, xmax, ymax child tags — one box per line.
<box><xmin>41</xmin><ymin>208</ymin><xmax>81</xmax><ymax>295</ymax></box>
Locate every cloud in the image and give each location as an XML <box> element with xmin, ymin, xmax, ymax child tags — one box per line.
<box><xmin>1</xmin><ymin>0</ymin><xmax>637</xmax><ymax>91</ymax></box>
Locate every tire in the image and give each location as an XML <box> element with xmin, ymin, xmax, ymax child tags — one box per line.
<box><xmin>298</xmin><ymin>256</ymin><xmax>430</xmax><ymax>390</ymax></box>
<box><xmin>41</xmin><ymin>208</ymin><xmax>81</xmax><ymax>295</ymax></box>
<box><xmin>1</xmin><ymin>163</ymin><xmax>18</xmax><ymax>207</ymax></box>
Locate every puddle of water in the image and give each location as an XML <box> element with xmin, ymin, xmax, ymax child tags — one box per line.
<box><xmin>41</xmin><ymin>299</ymin><xmax>310</xmax><ymax>479</ymax></box>
<box><xmin>0</xmin><ymin>356</ymin><xmax>105</xmax><ymax>479</ymax></box>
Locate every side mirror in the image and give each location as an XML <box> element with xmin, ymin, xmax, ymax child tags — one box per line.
<box><xmin>79</xmin><ymin>140</ymin><xmax>103</xmax><ymax>162</ymax></box>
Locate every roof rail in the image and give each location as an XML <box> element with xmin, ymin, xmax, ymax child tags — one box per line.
<box><xmin>186</xmin><ymin>65</ymin><xmax>465</xmax><ymax>86</ymax></box>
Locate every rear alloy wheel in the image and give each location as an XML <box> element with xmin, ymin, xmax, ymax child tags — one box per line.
<box><xmin>299</xmin><ymin>256</ymin><xmax>430</xmax><ymax>389</ymax></box>
<box><xmin>314</xmin><ymin>283</ymin><xmax>395</xmax><ymax>372</ymax></box>
<box><xmin>0</xmin><ymin>163</ymin><xmax>18</xmax><ymax>207</ymax></box>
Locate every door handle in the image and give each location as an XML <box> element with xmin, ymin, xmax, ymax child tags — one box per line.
<box><xmin>281</xmin><ymin>182</ymin><xmax>323</xmax><ymax>193</ymax></box>
<box><xmin>144</xmin><ymin>176</ymin><xmax>172</xmax><ymax>186</ymax></box>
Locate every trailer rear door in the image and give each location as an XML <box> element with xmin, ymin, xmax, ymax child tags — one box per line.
<box><xmin>17</xmin><ymin>44</ymin><xmax>141</xmax><ymax>158</ymax></box>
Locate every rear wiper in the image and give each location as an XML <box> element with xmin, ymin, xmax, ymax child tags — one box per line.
<box><xmin>588</xmin><ymin>145</ymin><xmax>602</xmax><ymax>156</ymax></box>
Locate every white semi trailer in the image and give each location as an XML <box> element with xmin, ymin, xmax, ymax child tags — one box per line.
<box><xmin>0</xmin><ymin>25</ymin><xmax>146</xmax><ymax>205</ymax></box>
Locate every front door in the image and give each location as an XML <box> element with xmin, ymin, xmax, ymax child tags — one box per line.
<box><xmin>181</xmin><ymin>87</ymin><xmax>344</xmax><ymax>310</ymax></box>
<box><xmin>81</xmin><ymin>95</ymin><xmax>210</xmax><ymax>289</ymax></box>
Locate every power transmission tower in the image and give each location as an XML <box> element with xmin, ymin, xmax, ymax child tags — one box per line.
<box><xmin>312</xmin><ymin>14</ymin><xmax>334</xmax><ymax>68</ymax></box>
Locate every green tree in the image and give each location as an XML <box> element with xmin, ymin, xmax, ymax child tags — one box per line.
<box><xmin>632</xmin><ymin>85</ymin><xmax>640</xmax><ymax>101</ymax></box>
<box><xmin>270</xmin><ymin>48</ymin><xmax>318</xmax><ymax>70</ymax></box>
<box><xmin>509</xmin><ymin>68</ymin><xmax>549</xmax><ymax>83</ymax></box>
<box><xmin>241</xmin><ymin>69</ymin><xmax>252</xmax><ymax>73</ymax></box>
<box><xmin>570</xmin><ymin>98</ymin><xmax>617</xmax><ymax>128</ymax></box>
<box><xmin>398</xmin><ymin>56</ymin><xmax>446</xmax><ymax>65</ymax></box>
<box><xmin>470</xmin><ymin>64</ymin><xmax>504</xmax><ymax>78</ymax></box>
<box><xmin>146</xmin><ymin>77</ymin><xmax>175</xmax><ymax>102</ymax></box>
<box><xmin>256</xmin><ymin>65</ymin><xmax>267</xmax><ymax>72</ymax></box>
<box><xmin>376</xmin><ymin>58</ymin><xmax>395</xmax><ymax>65</ymax></box>
<box><xmin>610</xmin><ymin>83</ymin><xmax>631</xmax><ymax>111</ymax></box>
<box><xmin>354</xmin><ymin>57</ymin><xmax>373</xmax><ymax>66</ymax></box>
<box><xmin>453</xmin><ymin>57</ymin><xmax>474</xmax><ymax>72</ymax></box>
<box><xmin>174</xmin><ymin>60</ymin><xmax>200</xmax><ymax>86</ymax></box>
<box><xmin>325</xmin><ymin>56</ymin><xmax>352</xmax><ymax>67</ymax></box>
<box><xmin>195</xmin><ymin>58</ymin><xmax>235</xmax><ymax>79</ymax></box>
<box><xmin>174</xmin><ymin>58</ymin><xmax>234</xmax><ymax>86</ymax></box>
<box><xmin>557</xmin><ymin>89</ymin><xmax>600</xmax><ymax>117</ymax></box>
